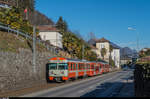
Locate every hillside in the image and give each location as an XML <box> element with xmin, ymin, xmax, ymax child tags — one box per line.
<box><xmin>28</xmin><ymin>10</ymin><xmax>54</xmax><ymax>26</ymax></box>
<box><xmin>120</xmin><ymin>47</ymin><xmax>138</xmax><ymax>59</ymax></box>
<box><xmin>0</xmin><ymin>30</ymin><xmax>48</xmax><ymax>53</ymax></box>
<box><xmin>0</xmin><ymin>30</ymin><xmax>74</xmax><ymax>59</ymax></box>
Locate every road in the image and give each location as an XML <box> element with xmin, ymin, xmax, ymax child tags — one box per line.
<box><xmin>21</xmin><ymin>69</ymin><xmax>134</xmax><ymax>97</ymax></box>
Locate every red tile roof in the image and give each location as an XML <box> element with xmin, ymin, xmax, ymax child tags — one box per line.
<box><xmin>96</xmin><ymin>37</ymin><xmax>110</xmax><ymax>43</ymax></box>
<box><xmin>37</xmin><ymin>25</ymin><xmax>59</xmax><ymax>32</ymax></box>
<box><xmin>139</xmin><ymin>56</ymin><xmax>150</xmax><ymax>62</ymax></box>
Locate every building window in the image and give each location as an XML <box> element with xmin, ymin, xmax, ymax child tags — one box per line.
<box><xmin>100</xmin><ymin>44</ymin><xmax>105</xmax><ymax>48</ymax></box>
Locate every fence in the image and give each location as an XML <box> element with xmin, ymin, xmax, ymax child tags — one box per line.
<box><xmin>0</xmin><ymin>22</ymin><xmax>58</xmax><ymax>56</ymax></box>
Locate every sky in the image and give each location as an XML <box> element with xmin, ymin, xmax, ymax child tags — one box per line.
<box><xmin>35</xmin><ymin>0</ymin><xmax>150</xmax><ymax>50</ymax></box>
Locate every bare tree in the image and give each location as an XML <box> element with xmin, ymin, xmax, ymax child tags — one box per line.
<box><xmin>86</xmin><ymin>32</ymin><xmax>96</xmax><ymax>41</ymax></box>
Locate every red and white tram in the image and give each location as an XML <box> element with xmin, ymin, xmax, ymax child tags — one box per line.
<box><xmin>46</xmin><ymin>57</ymin><xmax>110</xmax><ymax>82</ymax></box>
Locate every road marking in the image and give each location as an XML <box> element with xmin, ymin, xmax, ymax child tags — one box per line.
<box><xmin>96</xmin><ymin>83</ymin><xmax>101</xmax><ymax>86</ymax></box>
<box><xmin>78</xmin><ymin>90</ymin><xmax>85</xmax><ymax>93</ymax></box>
<box><xmin>89</xmin><ymin>86</ymin><xmax>94</xmax><ymax>89</ymax></box>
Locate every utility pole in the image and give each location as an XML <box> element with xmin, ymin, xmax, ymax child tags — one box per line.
<box><xmin>82</xmin><ymin>44</ymin><xmax>84</xmax><ymax>60</ymax></box>
<box><xmin>17</xmin><ymin>0</ymin><xmax>18</xmax><ymax>8</ymax></box>
<box><xmin>33</xmin><ymin>26</ymin><xmax>36</xmax><ymax>73</ymax></box>
<box><xmin>137</xmin><ymin>32</ymin><xmax>140</xmax><ymax>53</ymax></box>
<box><xmin>33</xmin><ymin>9</ymin><xmax>36</xmax><ymax>73</ymax></box>
<box><xmin>128</xmin><ymin>27</ymin><xmax>140</xmax><ymax>56</ymax></box>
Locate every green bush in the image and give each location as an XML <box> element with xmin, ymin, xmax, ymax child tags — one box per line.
<box><xmin>0</xmin><ymin>7</ymin><xmax>39</xmax><ymax>36</ymax></box>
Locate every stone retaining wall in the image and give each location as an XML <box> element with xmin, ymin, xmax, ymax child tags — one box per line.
<box><xmin>0</xmin><ymin>49</ymin><xmax>53</xmax><ymax>93</ymax></box>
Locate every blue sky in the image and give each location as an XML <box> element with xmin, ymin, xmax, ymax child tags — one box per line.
<box><xmin>35</xmin><ymin>0</ymin><xmax>150</xmax><ymax>50</ymax></box>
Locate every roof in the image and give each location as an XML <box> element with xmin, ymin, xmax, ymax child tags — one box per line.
<box><xmin>37</xmin><ymin>25</ymin><xmax>59</xmax><ymax>32</ymax></box>
<box><xmin>110</xmin><ymin>42</ymin><xmax>120</xmax><ymax>49</ymax></box>
<box><xmin>96</xmin><ymin>37</ymin><xmax>120</xmax><ymax>49</ymax></box>
<box><xmin>48</xmin><ymin>57</ymin><xmax>108</xmax><ymax>64</ymax></box>
<box><xmin>96</xmin><ymin>37</ymin><xmax>110</xmax><ymax>43</ymax></box>
<box><xmin>139</xmin><ymin>56</ymin><xmax>150</xmax><ymax>62</ymax></box>
<box><xmin>142</xmin><ymin>48</ymin><xmax>150</xmax><ymax>52</ymax></box>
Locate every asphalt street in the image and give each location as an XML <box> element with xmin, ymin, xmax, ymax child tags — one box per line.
<box><xmin>22</xmin><ymin>69</ymin><xmax>134</xmax><ymax>97</ymax></box>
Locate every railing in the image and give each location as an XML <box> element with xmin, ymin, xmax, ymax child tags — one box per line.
<box><xmin>0</xmin><ymin>22</ymin><xmax>59</xmax><ymax>56</ymax></box>
<box><xmin>0</xmin><ymin>1</ymin><xmax>15</xmax><ymax>6</ymax></box>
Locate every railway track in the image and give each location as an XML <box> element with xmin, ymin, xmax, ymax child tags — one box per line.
<box><xmin>0</xmin><ymin>69</ymin><xmax>120</xmax><ymax>97</ymax></box>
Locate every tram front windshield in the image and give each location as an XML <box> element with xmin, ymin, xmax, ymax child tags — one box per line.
<box><xmin>49</xmin><ymin>63</ymin><xmax>68</xmax><ymax>70</ymax></box>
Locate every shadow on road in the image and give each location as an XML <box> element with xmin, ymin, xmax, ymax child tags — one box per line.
<box><xmin>81</xmin><ymin>77</ymin><xmax>134</xmax><ymax>97</ymax></box>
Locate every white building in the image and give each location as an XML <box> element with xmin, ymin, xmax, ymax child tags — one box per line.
<box><xmin>90</xmin><ymin>45</ymin><xmax>99</xmax><ymax>55</ymax></box>
<box><xmin>95</xmin><ymin>38</ymin><xmax>120</xmax><ymax>68</ymax></box>
<box><xmin>37</xmin><ymin>25</ymin><xmax>63</xmax><ymax>48</ymax></box>
<box><xmin>96</xmin><ymin>38</ymin><xmax>111</xmax><ymax>62</ymax></box>
<box><xmin>111</xmin><ymin>47</ymin><xmax>120</xmax><ymax>68</ymax></box>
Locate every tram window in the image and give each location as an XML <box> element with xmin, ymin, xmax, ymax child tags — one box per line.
<box><xmin>58</xmin><ymin>63</ymin><xmax>68</xmax><ymax>70</ymax></box>
<box><xmin>86</xmin><ymin>64</ymin><xmax>88</xmax><ymax>69</ymax></box>
<box><xmin>90</xmin><ymin>65</ymin><xmax>92</xmax><ymax>69</ymax></box>
<box><xmin>72</xmin><ymin>63</ymin><xmax>75</xmax><ymax>70</ymax></box>
<box><xmin>72</xmin><ymin>64</ymin><xmax>74</xmax><ymax>70</ymax></box>
<box><xmin>90</xmin><ymin>65</ymin><xmax>91</xmax><ymax>69</ymax></box>
<box><xmin>79</xmin><ymin>64</ymin><xmax>80</xmax><ymax>70</ymax></box>
<box><xmin>71</xmin><ymin>63</ymin><xmax>74</xmax><ymax>70</ymax></box>
<box><xmin>92</xmin><ymin>65</ymin><xmax>94</xmax><ymax>69</ymax></box>
<box><xmin>76</xmin><ymin>64</ymin><xmax>78</xmax><ymax>70</ymax></box>
<box><xmin>82</xmin><ymin>64</ymin><xmax>84</xmax><ymax>70</ymax></box>
<box><xmin>83</xmin><ymin>64</ymin><xmax>85</xmax><ymax>70</ymax></box>
<box><xmin>79</xmin><ymin>63</ymin><xmax>81</xmax><ymax>70</ymax></box>
<box><xmin>96</xmin><ymin>66</ymin><xmax>99</xmax><ymax>70</ymax></box>
<box><xmin>88</xmin><ymin>64</ymin><xmax>90</xmax><ymax>69</ymax></box>
<box><xmin>99</xmin><ymin>65</ymin><xmax>101</xmax><ymax>69</ymax></box>
<box><xmin>87</xmin><ymin>64</ymin><xmax>88</xmax><ymax>69</ymax></box>
<box><xmin>49</xmin><ymin>63</ymin><xmax>57</xmax><ymax>70</ymax></box>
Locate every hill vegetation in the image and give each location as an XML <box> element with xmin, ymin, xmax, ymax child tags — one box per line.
<box><xmin>0</xmin><ymin>0</ymin><xmax>54</xmax><ymax>26</ymax></box>
<box><xmin>0</xmin><ymin>0</ymin><xmax>99</xmax><ymax>61</ymax></box>
<box><xmin>56</xmin><ymin>16</ymin><xmax>97</xmax><ymax>61</ymax></box>
<box><xmin>0</xmin><ymin>30</ymin><xmax>47</xmax><ymax>53</ymax></box>
<box><xmin>0</xmin><ymin>7</ymin><xmax>36</xmax><ymax>36</ymax></box>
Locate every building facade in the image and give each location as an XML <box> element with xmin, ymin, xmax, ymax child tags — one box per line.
<box><xmin>111</xmin><ymin>48</ymin><xmax>120</xmax><ymax>68</ymax></box>
<box><xmin>96</xmin><ymin>38</ymin><xmax>110</xmax><ymax>62</ymax></box>
<box><xmin>95</xmin><ymin>38</ymin><xmax>120</xmax><ymax>68</ymax></box>
<box><xmin>37</xmin><ymin>25</ymin><xmax>63</xmax><ymax>48</ymax></box>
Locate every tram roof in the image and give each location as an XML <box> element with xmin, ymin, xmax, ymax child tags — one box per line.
<box><xmin>49</xmin><ymin>57</ymin><xmax>108</xmax><ymax>64</ymax></box>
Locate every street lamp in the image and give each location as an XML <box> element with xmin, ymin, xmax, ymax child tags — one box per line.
<box><xmin>128</xmin><ymin>26</ymin><xmax>140</xmax><ymax>54</ymax></box>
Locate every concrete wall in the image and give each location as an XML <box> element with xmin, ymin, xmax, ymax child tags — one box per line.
<box><xmin>0</xmin><ymin>48</ymin><xmax>53</xmax><ymax>93</ymax></box>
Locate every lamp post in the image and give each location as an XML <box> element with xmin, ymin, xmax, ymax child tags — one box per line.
<box><xmin>128</xmin><ymin>27</ymin><xmax>140</xmax><ymax>54</ymax></box>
